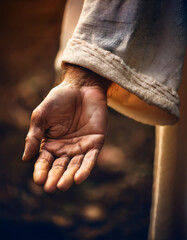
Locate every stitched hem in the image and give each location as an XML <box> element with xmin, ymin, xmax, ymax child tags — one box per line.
<box><xmin>61</xmin><ymin>39</ymin><xmax>180</xmax><ymax>119</ymax></box>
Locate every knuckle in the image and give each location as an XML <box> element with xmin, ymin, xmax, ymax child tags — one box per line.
<box><xmin>35</xmin><ymin>158</ymin><xmax>49</xmax><ymax>164</ymax></box>
<box><xmin>31</xmin><ymin>107</ymin><xmax>42</xmax><ymax>124</ymax></box>
<box><xmin>25</xmin><ymin>134</ymin><xmax>31</xmax><ymax>142</ymax></box>
<box><xmin>53</xmin><ymin>157</ymin><xmax>69</xmax><ymax>169</ymax></box>
<box><xmin>34</xmin><ymin>164</ymin><xmax>48</xmax><ymax>171</ymax></box>
<box><xmin>67</xmin><ymin>164</ymin><xmax>79</xmax><ymax>169</ymax></box>
<box><xmin>25</xmin><ymin>128</ymin><xmax>42</xmax><ymax>142</ymax></box>
<box><xmin>67</xmin><ymin>155</ymin><xmax>83</xmax><ymax>169</ymax></box>
<box><xmin>67</xmin><ymin>162</ymin><xmax>81</xmax><ymax>169</ymax></box>
<box><xmin>34</xmin><ymin>160</ymin><xmax>50</xmax><ymax>171</ymax></box>
<box><xmin>52</xmin><ymin>163</ymin><xmax>65</xmax><ymax>170</ymax></box>
<box><xmin>25</xmin><ymin>133</ymin><xmax>35</xmax><ymax>143</ymax></box>
<box><xmin>81</xmin><ymin>164</ymin><xmax>91</xmax><ymax>173</ymax></box>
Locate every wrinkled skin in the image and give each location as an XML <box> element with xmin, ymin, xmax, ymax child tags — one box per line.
<box><xmin>22</xmin><ymin>83</ymin><xmax>108</xmax><ymax>194</ymax></box>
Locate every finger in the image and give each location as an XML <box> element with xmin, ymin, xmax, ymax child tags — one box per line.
<box><xmin>22</xmin><ymin>110</ymin><xmax>44</xmax><ymax>162</ymax></box>
<box><xmin>44</xmin><ymin>156</ymin><xmax>70</xmax><ymax>194</ymax></box>
<box><xmin>74</xmin><ymin>149</ymin><xmax>99</xmax><ymax>184</ymax></box>
<box><xmin>33</xmin><ymin>150</ymin><xmax>54</xmax><ymax>186</ymax></box>
<box><xmin>57</xmin><ymin>154</ymin><xmax>84</xmax><ymax>191</ymax></box>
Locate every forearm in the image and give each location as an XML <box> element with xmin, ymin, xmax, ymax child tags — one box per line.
<box><xmin>60</xmin><ymin>63</ymin><xmax>112</xmax><ymax>93</ymax></box>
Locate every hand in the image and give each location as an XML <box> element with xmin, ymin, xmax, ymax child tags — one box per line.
<box><xmin>22</xmin><ymin>67</ymin><xmax>109</xmax><ymax>194</ymax></box>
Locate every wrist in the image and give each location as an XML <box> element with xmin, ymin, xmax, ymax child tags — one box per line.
<box><xmin>60</xmin><ymin>63</ymin><xmax>111</xmax><ymax>93</ymax></box>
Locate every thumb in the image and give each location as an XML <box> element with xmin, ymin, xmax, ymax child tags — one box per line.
<box><xmin>22</xmin><ymin>109</ymin><xmax>45</xmax><ymax>162</ymax></box>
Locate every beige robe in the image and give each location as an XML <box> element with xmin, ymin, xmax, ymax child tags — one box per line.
<box><xmin>55</xmin><ymin>1</ymin><xmax>187</xmax><ymax>239</ymax></box>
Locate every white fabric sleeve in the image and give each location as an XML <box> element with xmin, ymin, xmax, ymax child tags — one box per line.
<box><xmin>61</xmin><ymin>0</ymin><xmax>187</xmax><ymax>125</ymax></box>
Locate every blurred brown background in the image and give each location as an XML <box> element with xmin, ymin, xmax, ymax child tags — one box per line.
<box><xmin>0</xmin><ymin>1</ymin><xmax>155</xmax><ymax>239</ymax></box>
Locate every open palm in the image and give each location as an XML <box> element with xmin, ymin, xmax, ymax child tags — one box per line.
<box><xmin>22</xmin><ymin>83</ymin><xmax>108</xmax><ymax>193</ymax></box>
